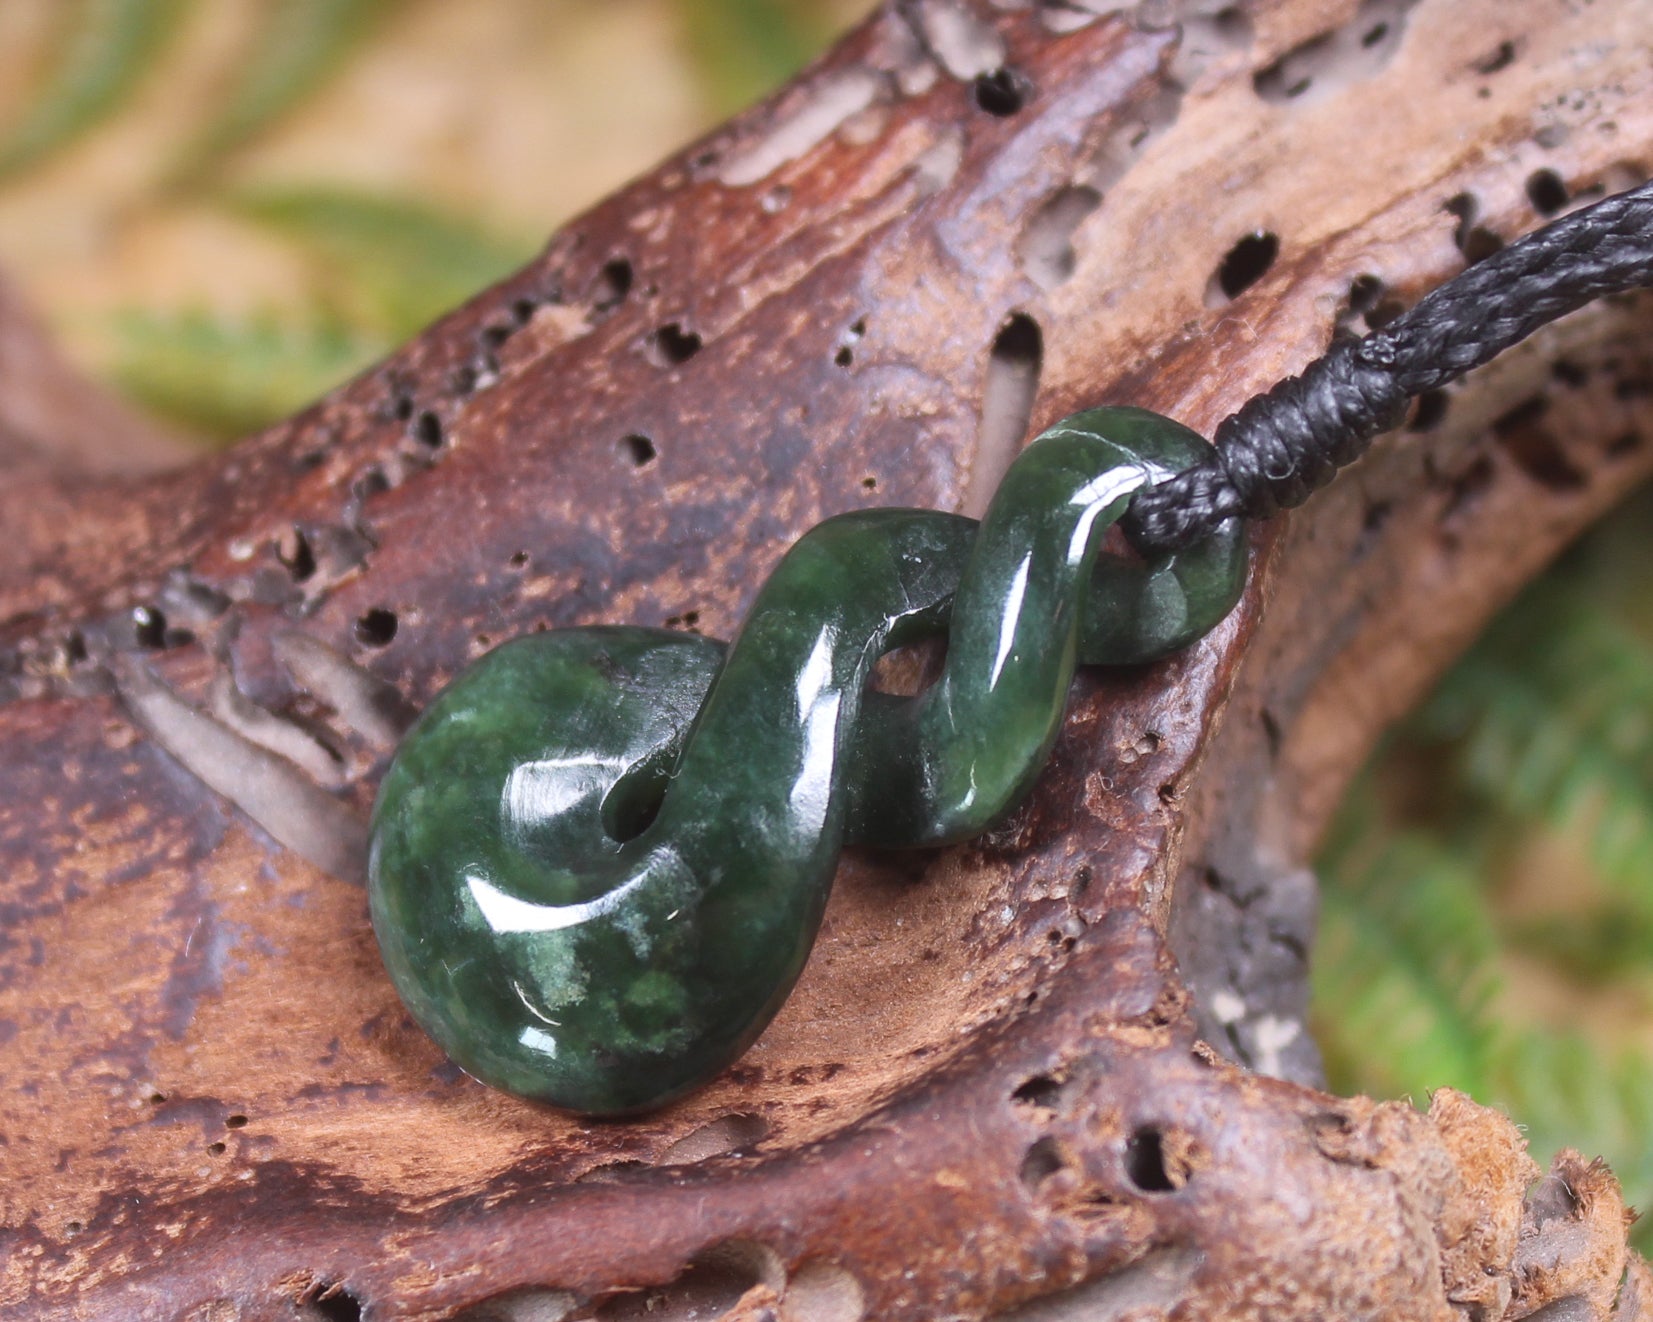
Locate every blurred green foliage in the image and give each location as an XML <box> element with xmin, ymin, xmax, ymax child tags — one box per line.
<box><xmin>230</xmin><ymin>187</ymin><xmax>534</xmax><ymax>336</ymax></box>
<box><xmin>676</xmin><ymin>0</ymin><xmax>851</xmax><ymax>116</ymax></box>
<box><xmin>0</xmin><ymin>0</ymin><xmax>189</xmax><ymax>181</ymax></box>
<box><xmin>110</xmin><ymin>307</ymin><xmax>377</xmax><ymax>438</ymax></box>
<box><xmin>110</xmin><ymin>185</ymin><xmax>531</xmax><ymax>435</ymax></box>
<box><xmin>0</xmin><ymin>0</ymin><xmax>848</xmax><ymax>441</ymax></box>
<box><xmin>1316</xmin><ymin>485</ymin><xmax>1653</xmax><ymax>1250</ymax></box>
<box><xmin>171</xmin><ymin>0</ymin><xmax>400</xmax><ymax>182</ymax></box>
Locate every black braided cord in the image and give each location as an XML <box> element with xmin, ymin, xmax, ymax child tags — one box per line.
<box><xmin>1123</xmin><ymin>176</ymin><xmax>1653</xmax><ymax>554</ymax></box>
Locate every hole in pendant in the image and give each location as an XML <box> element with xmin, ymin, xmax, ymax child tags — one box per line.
<box><xmin>1208</xmin><ymin>230</ymin><xmax>1278</xmax><ymax>303</ymax></box>
<box><xmin>869</xmin><ymin>635</ymin><xmax>948</xmax><ymax>698</ymax></box>
<box><xmin>601</xmin><ymin>753</ymin><xmax>674</xmax><ymax>843</ymax></box>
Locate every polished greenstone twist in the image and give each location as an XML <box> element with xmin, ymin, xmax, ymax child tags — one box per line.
<box><xmin>368</xmin><ymin>407</ymin><xmax>1248</xmax><ymax>1115</ymax></box>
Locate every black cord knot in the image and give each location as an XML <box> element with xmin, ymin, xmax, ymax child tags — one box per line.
<box><xmin>1124</xmin><ymin>175</ymin><xmax>1653</xmax><ymax>556</ymax></box>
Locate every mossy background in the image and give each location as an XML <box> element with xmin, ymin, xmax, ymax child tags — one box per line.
<box><xmin>2</xmin><ymin>0</ymin><xmax>1646</xmax><ymax>1248</ymax></box>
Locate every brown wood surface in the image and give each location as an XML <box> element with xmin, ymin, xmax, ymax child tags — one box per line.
<box><xmin>3</xmin><ymin>2</ymin><xmax>1653</xmax><ymax>1318</ymax></box>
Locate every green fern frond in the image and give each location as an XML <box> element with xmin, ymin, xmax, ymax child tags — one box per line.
<box><xmin>171</xmin><ymin>0</ymin><xmax>403</xmax><ymax>181</ymax></box>
<box><xmin>1317</xmin><ymin>814</ymin><xmax>1653</xmax><ymax>1249</ymax></box>
<box><xmin>1413</xmin><ymin>577</ymin><xmax>1653</xmax><ymax>912</ymax></box>
<box><xmin>1315</xmin><ymin>815</ymin><xmax>1506</xmax><ymax>1101</ymax></box>
<box><xmin>0</xmin><ymin>0</ymin><xmax>188</xmax><ymax>183</ymax></box>
<box><xmin>1430</xmin><ymin>687</ymin><xmax>1653</xmax><ymax>914</ymax></box>
<box><xmin>109</xmin><ymin>306</ymin><xmax>383</xmax><ymax>439</ymax></box>
<box><xmin>1488</xmin><ymin>1030</ymin><xmax>1653</xmax><ymax>1245</ymax></box>
<box><xmin>228</xmin><ymin>186</ymin><xmax>535</xmax><ymax>339</ymax></box>
<box><xmin>1508</xmin><ymin>903</ymin><xmax>1653</xmax><ymax>985</ymax></box>
<box><xmin>1319</xmin><ymin>487</ymin><xmax>1653</xmax><ymax>1255</ymax></box>
<box><xmin>1436</xmin><ymin>562</ymin><xmax>1653</xmax><ymax>732</ymax></box>
<box><xmin>114</xmin><ymin>189</ymin><xmax>532</xmax><ymax>439</ymax></box>
<box><xmin>674</xmin><ymin>0</ymin><xmax>843</xmax><ymax>116</ymax></box>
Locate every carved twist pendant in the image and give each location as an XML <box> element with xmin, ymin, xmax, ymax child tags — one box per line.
<box><xmin>368</xmin><ymin>407</ymin><xmax>1247</xmax><ymax>1114</ymax></box>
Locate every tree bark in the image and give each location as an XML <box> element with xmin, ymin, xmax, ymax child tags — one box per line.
<box><xmin>3</xmin><ymin>1</ymin><xmax>1652</xmax><ymax>1318</ymax></box>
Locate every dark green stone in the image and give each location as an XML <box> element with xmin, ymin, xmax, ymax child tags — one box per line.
<box><xmin>368</xmin><ymin>406</ymin><xmax>1247</xmax><ymax>1114</ymax></box>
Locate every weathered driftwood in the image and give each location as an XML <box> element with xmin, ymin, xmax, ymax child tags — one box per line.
<box><xmin>4</xmin><ymin>1</ymin><xmax>1653</xmax><ymax>1318</ymax></box>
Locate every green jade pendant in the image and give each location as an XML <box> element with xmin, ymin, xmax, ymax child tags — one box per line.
<box><xmin>368</xmin><ymin>407</ymin><xmax>1247</xmax><ymax>1114</ymax></box>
